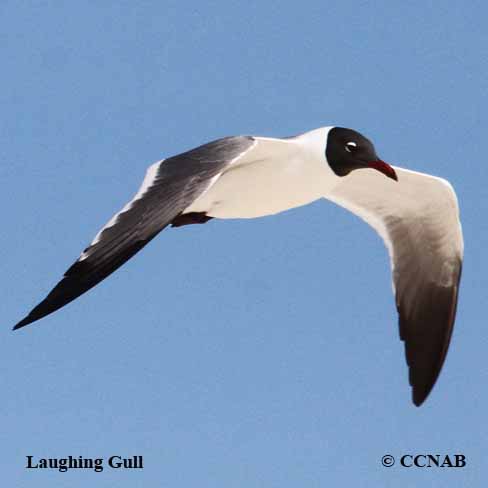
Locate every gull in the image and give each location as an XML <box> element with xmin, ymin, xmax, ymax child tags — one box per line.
<box><xmin>13</xmin><ymin>126</ymin><xmax>463</xmax><ymax>406</ymax></box>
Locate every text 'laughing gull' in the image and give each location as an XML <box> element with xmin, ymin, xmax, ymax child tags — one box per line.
<box><xmin>14</xmin><ymin>126</ymin><xmax>463</xmax><ymax>406</ymax></box>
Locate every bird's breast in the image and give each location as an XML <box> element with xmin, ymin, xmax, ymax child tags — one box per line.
<box><xmin>186</xmin><ymin>151</ymin><xmax>336</xmax><ymax>219</ymax></box>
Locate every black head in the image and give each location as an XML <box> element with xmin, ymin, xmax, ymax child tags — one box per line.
<box><xmin>326</xmin><ymin>127</ymin><xmax>397</xmax><ymax>181</ymax></box>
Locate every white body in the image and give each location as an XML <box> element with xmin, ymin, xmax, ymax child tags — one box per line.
<box><xmin>186</xmin><ymin>127</ymin><xmax>340</xmax><ymax>218</ymax></box>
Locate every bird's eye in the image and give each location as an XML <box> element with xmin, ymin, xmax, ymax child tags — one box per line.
<box><xmin>345</xmin><ymin>141</ymin><xmax>357</xmax><ymax>153</ymax></box>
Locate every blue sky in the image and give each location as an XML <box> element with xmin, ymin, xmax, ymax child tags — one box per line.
<box><xmin>2</xmin><ymin>1</ymin><xmax>487</xmax><ymax>486</ymax></box>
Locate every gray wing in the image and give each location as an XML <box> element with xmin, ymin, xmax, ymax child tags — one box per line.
<box><xmin>14</xmin><ymin>136</ymin><xmax>255</xmax><ymax>330</ymax></box>
<box><xmin>327</xmin><ymin>166</ymin><xmax>463</xmax><ymax>406</ymax></box>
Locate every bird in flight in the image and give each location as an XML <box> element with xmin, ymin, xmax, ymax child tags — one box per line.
<box><xmin>14</xmin><ymin>126</ymin><xmax>463</xmax><ymax>406</ymax></box>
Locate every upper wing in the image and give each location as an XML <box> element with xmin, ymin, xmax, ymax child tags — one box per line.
<box><xmin>14</xmin><ymin>136</ymin><xmax>255</xmax><ymax>330</ymax></box>
<box><xmin>326</xmin><ymin>166</ymin><xmax>463</xmax><ymax>406</ymax></box>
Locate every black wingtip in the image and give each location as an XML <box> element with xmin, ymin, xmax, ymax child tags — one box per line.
<box><xmin>413</xmin><ymin>396</ymin><xmax>424</xmax><ymax>407</ymax></box>
<box><xmin>412</xmin><ymin>386</ymin><xmax>431</xmax><ymax>407</ymax></box>
<box><xmin>13</xmin><ymin>295</ymin><xmax>62</xmax><ymax>330</ymax></box>
<box><xmin>13</xmin><ymin>316</ymin><xmax>35</xmax><ymax>331</ymax></box>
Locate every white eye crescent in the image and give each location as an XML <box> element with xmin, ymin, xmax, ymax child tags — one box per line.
<box><xmin>345</xmin><ymin>141</ymin><xmax>357</xmax><ymax>153</ymax></box>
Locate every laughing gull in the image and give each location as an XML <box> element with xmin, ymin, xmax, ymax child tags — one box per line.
<box><xmin>14</xmin><ymin>126</ymin><xmax>463</xmax><ymax>406</ymax></box>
